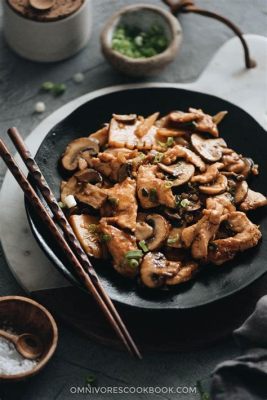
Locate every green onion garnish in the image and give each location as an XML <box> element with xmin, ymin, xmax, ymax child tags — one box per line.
<box><xmin>164</xmin><ymin>181</ymin><xmax>173</xmax><ymax>188</ymax></box>
<box><xmin>128</xmin><ymin>259</ymin><xmax>139</xmax><ymax>268</ymax></box>
<box><xmin>167</xmin><ymin>234</ymin><xmax>179</xmax><ymax>245</ymax></box>
<box><xmin>153</xmin><ymin>152</ymin><xmax>164</xmax><ymax>163</ymax></box>
<box><xmin>85</xmin><ymin>374</ymin><xmax>97</xmax><ymax>386</ymax></box>
<box><xmin>166</xmin><ymin>137</ymin><xmax>174</xmax><ymax>147</ymax></box>
<box><xmin>125</xmin><ymin>250</ymin><xmax>143</xmax><ymax>259</ymax></box>
<box><xmin>101</xmin><ymin>234</ymin><xmax>111</xmax><ymax>242</ymax></box>
<box><xmin>52</xmin><ymin>83</ymin><xmax>66</xmax><ymax>96</ymax></box>
<box><xmin>138</xmin><ymin>240</ymin><xmax>149</xmax><ymax>253</ymax></box>
<box><xmin>41</xmin><ymin>81</ymin><xmax>54</xmax><ymax>92</ymax></box>
<box><xmin>180</xmin><ymin>199</ymin><xmax>190</xmax><ymax>208</ymax></box>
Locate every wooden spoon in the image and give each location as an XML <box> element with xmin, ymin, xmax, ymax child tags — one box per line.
<box><xmin>29</xmin><ymin>0</ymin><xmax>54</xmax><ymax>11</ymax></box>
<box><xmin>0</xmin><ymin>329</ymin><xmax>43</xmax><ymax>360</ymax></box>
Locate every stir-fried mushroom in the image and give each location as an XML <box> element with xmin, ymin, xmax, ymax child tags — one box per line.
<box><xmin>99</xmin><ymin>220</ymin><xmax>139</xmax><ymax>278</ymax></box>
<box><xmin>69</xmin><ymin>214</ymin><xmax>104</xmax><ymax>258</ymax></box>
<box><xmin>199</xmin><ymin>174</ymin><xmax>228</xmax><ymax>195</ymax></box>
<box><xmin>207</xmin><ymin>212</ymin><xmax>262</xmax><ymax>265</ymax></box>
<box><xmin>140</xmin><ymin>252</ymin><xmax>169</xmax><ymax>288</ymax></box>
<box><xmin>234</xmin><ymin>180</ymin><xmax>248</xmax><ymax>204</ymax></box>
<box><xmin>158</xmin><ymin>161</ymin><xmax>195</xmax><ymax>187</ymax></box>
<box><xmin>145</xmin><ymin>214</ymin><xmax>169</xmax><ymax>251</ymax></box>
<box><xmin>59</xmin><ymin>108</ymin><xmax>266</xmax><ymax>290</ymax></box>
<box><xmin>239</xmin><ymin>189</ymin><xmax>267</xmax><ymax>211</ymax></box>
<box><xmin>191</xmin><ymin>162</ymin><xmax>224</xmax><ymax>184</ymax></box>
<box><xmin>191</xmin><ymin>133</ymin><xmax>227</xmax><ymax>162</ymax></box>
<box><xmin>162</xmin><ymin>145</ymin><xmax>206</xmax><ymax>171</ymax></box>
<box><xmin>62</xmin><ymin>137</ymin><xmax>99</xmax><ymax>171</ymax></box>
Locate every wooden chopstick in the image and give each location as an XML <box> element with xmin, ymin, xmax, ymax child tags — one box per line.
<box><xmin>7</xmin><ymin>127</ymin><xmax>141</xmax><ymax>359</ymax></box>
<box><xmin>0</xmin><ymin>138</ymin><xmax>141</xmax><ymax>359</ymax></box>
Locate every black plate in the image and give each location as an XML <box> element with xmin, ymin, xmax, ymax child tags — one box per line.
<box><xmin>25</xmin><ymin>86</ymin><xmax>267</xmax><ymax>310</ymax></box>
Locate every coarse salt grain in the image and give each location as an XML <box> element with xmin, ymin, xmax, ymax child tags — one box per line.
<box><xmin>0</xmin><ymin>330</ymin><xmax>38</xmax><ymax>375</ymax></box>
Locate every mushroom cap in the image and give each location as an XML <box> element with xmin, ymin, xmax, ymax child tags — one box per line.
<box><xmin>140</xmin><ymin>252</ymin><xmax>167</xmax><ymax>288</ymax></box>
<box><xmin>191</xmin><ymin>133</ymin><xmax>227</xmax><ymax>162</ymax></box>
<box><xmin>146</xmin><ymin>214</ymin><xmax>170</xmax><ymax>251</ymax></box>
<box><xmin>234</xmin><ymin>180</ymin><xmax>248</xmax><ymax>204</ymax></box>
<box><xmin>158</xmin><ymin>161</ymin><xmax>195</xmax><ymax>187</ymax></box>
<box><xmin>62</xmin><ymin>137</ymin><xmax>99</xmax><ymax>171</ymax></box>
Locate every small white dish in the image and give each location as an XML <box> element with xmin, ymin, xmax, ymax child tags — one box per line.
<box><xmin>3</xmin><ymin>0</ymin><xmax>93</xmax><ymax>62</ymax></box>
<box><xmin>101</xmin><ymin>3</ymin><xmax>183</xmax><ymax>77</ymax></box>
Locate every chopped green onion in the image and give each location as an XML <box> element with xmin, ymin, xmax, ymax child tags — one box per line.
<box><xmin>125</xmin><ymin>250</ymin><xmax>143</xmax><ymax>259</ymax></box>
<box><xmin>142</xmin><ymin>188</ymin><xmax>149</xmax><ymax>197</ymax></box>
<box><xmin>167</xmin><ymin>234</ymin><xmax>179</xmax><ymax>245</ymax></box>
<box><xmin>138</xmin><ymin>240</ymin><xmax>149</xmax><ymax>253</ymax></box>
<box><xmin>166</xmin><ymin>137</ymin><xmax>174</xmax><ymax>147</ymax></box>
<box><xmin>149</xmin><ymin>188</ymin><xmax>158</xmax><ymax>202</ymax></box>
<box><xmin>153</xmin><ymin>152</ymin><xmax>164</xmax><ymax>163</ymax></box>
<box><xmin>180</xmin><ymin>198</ymin><xmax>190</xmax><ymax>208</ymax></box>
<box><xmin>164</xmin><ymin>181</ymin><xmax>173</xmax><ymax>188</ymax></box>
<box><xmin>157</xmin><ymin>139</ymin><xmax>167</xmax><ymax>148</ymax></box>
<box><xmin>101</xmin><ymin>234</ymin><xmax>111</xmax><ymax>242</ymax></box>
<box><xmin>58</xmin><ymin>201</ymin><xmax>65</xmax><ymax>209</ymax></box>
<box><xmin>88</xmin><ymin>224</ymin><xmax>98</xmax><ymax>233</ymax></box>
<box><xmin>41</xmin><ymin>81</ymin><xmax>54</xmax><ymax>91</ymax></box>
<box><xmin>128</xmin><ymin>259</ymin><xmax>139</xmax><ymax>268</ymax></box>
<box><xmin>52</xmin><ymin>83</ymin><xmax>66</xmax><ymax>96</ymax></box>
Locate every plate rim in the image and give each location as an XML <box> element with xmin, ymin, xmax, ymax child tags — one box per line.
<box><xmin>25</xmin><ymin>84</ymin><xmax>267</xmax><ymax>311</ymax></box>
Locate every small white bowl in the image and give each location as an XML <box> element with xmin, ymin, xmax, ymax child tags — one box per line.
<box><xmin>3</xmin><ymin>0</ymin><xmax>93</xmax><ymax>62</ymax></box>
<box><xmin>101</xmin><ymin>4</ymin><xmax>182</xmax><ymax>77</ymax></box>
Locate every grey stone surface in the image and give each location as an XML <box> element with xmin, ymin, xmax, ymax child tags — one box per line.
<box><xmin>0</xmin><ymin>1</ymin><xmax>266</xmax><ymax>399</ymax></box>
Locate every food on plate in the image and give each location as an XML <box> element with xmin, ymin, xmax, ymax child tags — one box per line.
<box><xmin>59</xmin><ymin>108</ymin><xmax>267</xmax><ymax>289</ymax></box>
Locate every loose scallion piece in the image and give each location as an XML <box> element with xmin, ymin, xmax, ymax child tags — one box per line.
<box><xmin>138</xmin><ymin>240</ymin><xmax>149</xmax><ymax>253</ymax></box>
<box><xmin>153</xmin><ymin>152</ymin><xmax>164</xmax><ymax>163</ymax></box>
<box><xmin>128</xmin><ymin>259</ymin><xmax>139</xmax><ymax>268</ymax></box>
<box><xmin>166</xmin><ymin>136</ymin><xmax>174</xmax><ymax>147</ymax></box>
<box><xmin>125</xmin><ymin>250</ymin><xmax>143</xmax><ymax>259</ymax></box>
<box><xmin>167</xmin><ymin>235</ymin><xmax>179</xmax><ymax>245</ymax></box>
<box><xmin>180</xmin><ymin>199</ymin><xmax>190</xmax><ymax>208</ymax></box>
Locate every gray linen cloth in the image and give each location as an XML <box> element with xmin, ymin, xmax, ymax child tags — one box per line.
<box><xmin>211</xmin><ymin>295</ymin><xmax>267</xmax><ymax>400</ymax></box>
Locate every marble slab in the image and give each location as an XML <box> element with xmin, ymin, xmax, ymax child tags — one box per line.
<box><xmin>0</xmin><ymin>34</ymin><xmax>266</xmax><ymax>293</ymax></box>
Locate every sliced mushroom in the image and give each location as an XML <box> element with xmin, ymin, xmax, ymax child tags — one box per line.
<box><xmin>145</xmin><ymin>214</ymin><xmax>170</xmax><ymax>251</ymax></box>
<box><xmin>112</xmin><ymin>114</ymin><xmax>137</xmax><ymax>123</ymax></box>
<box><xmin>69</xmin><ymin>214</ymin><xmax>103</xmax><ymax>258</ymax></box>
<box><xmin>75</xmin><ymin>168</ymin><xmax>103</xmax><ymax>185</ymax></box>
<box><xmin>164</xmin><ymin>208</ymin><xmax>182</xmax><ymax>224</ymax></box>
<box><xmin>162</xmin><ymin>145</ymin><xmax>206</xmax><ymax>172</ymax></box>
<box><xmin>199</xmin><ymin>174</ymin><xmax>228</xmax><ymax>195</ymax></box>
<box><xmin>191</xmin><ymin>133</ymin><xmax>227</xmax><ymax>162</ymax></box>
<box><xmin>62</xmin><ymin>137</ymin><xmax>100</xmax><ymax>171</ymax></box>
<box><xmin>239</xmin><ymin>189</ymin><xmax>267</xmax><ymax>211</ymax></box>
<box><xmin>140</xmin><ymin>252</ymin><xmax>169</xmax><ymax>288</ymax></box>
<box><xmin>158</xmin><ymin>161</ymin><xmax>195</xmax><ymax>187</ymax></box>
<box><xmin>234</xmin><ymin>180</ymin><xmax>248</xmax><ymax>204</ymax></box>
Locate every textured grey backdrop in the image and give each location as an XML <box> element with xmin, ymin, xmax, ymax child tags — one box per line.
<box><xmin>0</xmin><ymin>1</ymin><xmax>266</xmax><ymax>399</ymax></box>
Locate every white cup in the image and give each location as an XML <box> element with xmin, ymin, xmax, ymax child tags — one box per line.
<box><xmin>3</xmin><ymin>0</ymin><xmax>92</xmax><ymax>62</ymax></box>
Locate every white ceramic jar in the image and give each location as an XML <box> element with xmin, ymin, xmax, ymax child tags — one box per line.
<box><xmin>3</xmin><ymin>0</ymin><xmax>92</xmax><ymax>62</ymax></box>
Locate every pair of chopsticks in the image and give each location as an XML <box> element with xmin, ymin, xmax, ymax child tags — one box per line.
<box><xmin>0</xmin><ymin>128</ymin><xmax>141</xmax><ymax>359</ymax></box>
